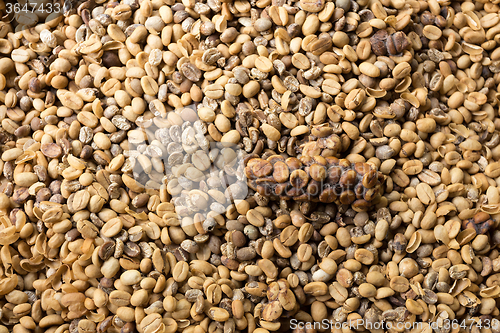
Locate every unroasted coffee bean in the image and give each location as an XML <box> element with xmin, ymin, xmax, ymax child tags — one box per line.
<box><xmin>1</xmin><ymin>0</ymin><xmax>500</xmax><ymax>330</ymax></box>
<box><xmin>181</xmin><ymin>63</ymin><xmax>202</xmax><ymax>82</ymax></box>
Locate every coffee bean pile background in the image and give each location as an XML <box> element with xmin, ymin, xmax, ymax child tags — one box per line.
<box><xmin>1</xmin><ymin>0</ymin><xmax>500</xmax><ymax>332</ymax></box>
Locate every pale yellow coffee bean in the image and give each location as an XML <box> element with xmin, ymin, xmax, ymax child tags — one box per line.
<box><xmin>359</xmin><ymin>62</ymin><xmax>381</xmax><ymax>77</ymax></box>
<box><xmin>255</xmin><ymin>56</ymin><xmax>273</xmax><ymax>72</ymax></box>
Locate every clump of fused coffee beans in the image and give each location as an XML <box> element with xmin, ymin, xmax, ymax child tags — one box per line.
<box><xmin>0</xmin><ymin>0</ymin><xmax>500</xmax><ymax>332</ymax></box>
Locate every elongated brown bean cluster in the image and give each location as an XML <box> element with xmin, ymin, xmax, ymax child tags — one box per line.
<box><xmin>462</xmin><ymin>211</ymin><xmax>496</xmax><ymax>235</ymax></box>
<box><xmin>244</xmin><ymin>154</ymin><xmax>385</xmax><ymax>211</ymax></box>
